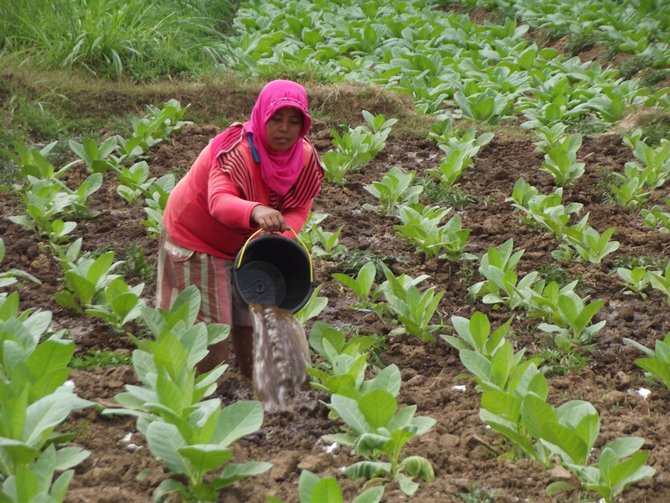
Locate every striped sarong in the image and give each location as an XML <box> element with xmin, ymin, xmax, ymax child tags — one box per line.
<box><xmin>155</xmin><ymin>233</ymin><xmax>250</xmax><ymax>327</ymax></box>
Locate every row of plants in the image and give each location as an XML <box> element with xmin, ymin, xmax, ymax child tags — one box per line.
<box><xmin>446</xmin><ymin>0</ymin><xmax>670</xmax><ymax>70</ymax></box>
<box><xmin>225</xmin><ymin>0</ymin><xmax>669</xmax><ymax>129</ymax></box>
<box><xmin>443</xmin><ymin>310</ymin><xmax>655</xmax><ymax>502</ymax></box>
<box><xmin>0</xmin><ymin>247</ymin><xmax>93</xmax><ymax>501</ymax></box>
<box><xmin>6</xmin><ymin>86</ymin><xmax>670</xmax><ymax>500</ymax></box>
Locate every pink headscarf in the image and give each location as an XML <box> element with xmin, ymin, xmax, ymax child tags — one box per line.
<box><xmin>244</xmin><ymin>80</ymin><xmax>312</xmax><ymax>196</ymax></box>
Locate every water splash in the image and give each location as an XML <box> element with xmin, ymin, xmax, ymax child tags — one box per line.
<box><xmin>249</xmin><ymin>303</ymin><xmax>311</xmax><ymax>412</ymax></box>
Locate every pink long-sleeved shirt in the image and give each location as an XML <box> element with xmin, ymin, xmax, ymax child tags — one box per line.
<box><xmin>163</xmin><ymin>132</ymin><xmax>322</xmax><ymax>259</ymax></box>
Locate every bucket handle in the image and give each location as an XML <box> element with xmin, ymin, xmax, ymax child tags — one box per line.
<box><xmin>235</xmin><ymin>227</ymin><xmax>313</xmax><ymax>283</ymax></box>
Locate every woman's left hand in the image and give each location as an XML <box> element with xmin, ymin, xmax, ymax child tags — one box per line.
<box><xmin>251</xmin><ymin>205</ymin><xmax>288</xmax><ymax>232</ymax></box>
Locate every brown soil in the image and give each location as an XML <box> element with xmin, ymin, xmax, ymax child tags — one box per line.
<box><xmin>2</xmin><ymin>85</ymin><xmax>670</xmax><ymax>503</ymax></box>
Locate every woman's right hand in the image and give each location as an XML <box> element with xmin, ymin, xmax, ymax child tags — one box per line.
<box><xmin>251</xmin><ymin>205</ymin><xmax>288</xmax><ymax>232</ymax></box>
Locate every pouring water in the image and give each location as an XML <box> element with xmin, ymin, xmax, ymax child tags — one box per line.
<box><xmin>249</xmin><ymin>302</ymin><xmax>310</xmax><ymax>412</ymax></box>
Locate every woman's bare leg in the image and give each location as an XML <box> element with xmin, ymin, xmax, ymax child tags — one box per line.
<box><xmin>197</xmin><ymin>338</ymin><xmax>230</xmax><ymax>374</ymax></box>
<box><xmin>232</xmin><ymin>325</ymin><xmax>254</xmax><ymax>379</ymax></box>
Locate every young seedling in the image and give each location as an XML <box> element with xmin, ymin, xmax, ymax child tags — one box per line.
<box><xmin>443</xmin><ymin>311</ymin><xmax>512</xmax><ymax>359</ymax></box>
<box><xmin>564</xmin><ymin>436</ymin><xmax>655</xmax><ymax>503</ymax></box>
<box><xmin>266</xmin><ymin>470</ymin><xmax>384</xmax><ymax>503</ymax></box>
<box><xmin>324</xmin><ymin>390</ymin><xmax>435</xmax><ymax>496</ymax></box>
<box><xmin>54</xmin><ymin>243</ymin><xmax>125</xmax><ymax>313</ymax></box>
<box><xmin>295</xmin><ymin>285</ymin><xmax>329</xmax><ymax>325</ymax></box>
<box><xmin>624</xmin><ymin>332</ymin><xmax>670</xmax><ymax>389</ymax></box>
<box><xmin>641</xmin><ymin>202</ymin><xmax>670</xmax><ymax>233</ymax></box>
<box><xmin>394</xmin><ymin>204</ymin><xmax>470</xmax><ymax>260</ymax></box>
<box><xmin>536</xmin><ymin>291</ymin><xmax>606</xmax><ymax>351</ymax></box>
<box><xmin>378</xmin><ymin>265</ymin><xmax>444</xmax><ymax>341</ymax></box>
<box><xmin>647</xmin><ymin>263</ymin><xmax>670</xmax><ymax>304</ymax></box>
<box><xmin>539</xmin><ymin>133</ymin><xmax>585</xmax><ymax>186</ymax></box>
<box><xmin>616</xmin><ymin>266</ymin><xmax>651</xmax><ymax>298</ymax></box>
<box><xmin>364</xmin><ymin>166</ymin><xmax>423</xmax><ymax>216</ymax></box>
<box><xmin>68</xmin><ymin>136</ymin><xmax>119</xmax><ymax>173</ymax></box>
<box><xmin>85</xmin><ymin>277</ymin><xmax>146</xmax><ymax>332</ymax></box>
<box><xmin>332</xmin><ymin>261</ymin><xmax>378</xmax><ymax>308</ymax></box>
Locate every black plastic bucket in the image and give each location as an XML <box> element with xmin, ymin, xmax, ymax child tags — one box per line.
<box><xmin>233</xmin><ymin>230</ymin><xmax>313</xmax><ymax>313</ymax></box>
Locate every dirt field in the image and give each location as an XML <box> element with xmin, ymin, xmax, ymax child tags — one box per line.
<box><xmin>2</xmin><ymin>84</ymin><xmax>670</xmax><ymax>502</ymax></box>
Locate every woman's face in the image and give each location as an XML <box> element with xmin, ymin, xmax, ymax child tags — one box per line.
<box><xmin>265</xmin><ymin>106</ymin><xmax>304</xmax><ymax>151</ymax></box>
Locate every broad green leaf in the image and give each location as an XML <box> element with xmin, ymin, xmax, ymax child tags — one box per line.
<box><xmin>146</xmin><ymin>421</ymin><xmax>188</xmax><ymax>474</ymax></box>
<box><xmin>311</xmin><ymin>477</ymin><xmax>343</xmax><ymax>503</ymax></box>
<box><xmin>352</xmin><ymin>485</ymin><xmax>384</xmax><ymax>503</ymax></box>
<box><xmin>343</xmin><ymin>461</ymin><xmax>390</xmax><ymax>480</ymax></box>
<box><xmin>330</xmin><ymin>395</ymin><xmax>369</xmax><ymax>435</ymax></box>
<box><xmin>401</xmin><ymin>455</ymin><xmax>434</xmax><ymax>481</ymax></box>
<box><xmin>215</xmin><ymin>401</ymin><xmax>264</xmax><ymax>447</ymax></box>
<box><xmin>298</xmin><ymin>470</ymin><xmax>320</xmax><ymax>503</ymax></box>
<box><xmin>24</xmin><ymin>391</ymin><xmax>92</xmax><ymax>446</ymax></box>
<box><xmin>178</xmin><ymin>445</ymin><xmax>232</xmax><ymax>474</ymax></box>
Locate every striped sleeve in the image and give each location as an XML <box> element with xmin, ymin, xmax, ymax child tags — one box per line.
<box><xmin>279</xmin><ymin>141</ymin><xmax>324</xmax><ymax>211</ymax></box>
<box><xmin>217</xmin><ymin>143</ymin><xmax>259</xmax><ymax>202</ymax></box>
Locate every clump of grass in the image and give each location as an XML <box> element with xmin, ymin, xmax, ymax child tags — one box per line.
<box><xmin>539</xmin><ymin>347</ymin><xmax>590</xmax><ymax>377</ymax></box>
<box><xmin>119</xmin><ymin>243</ymin><xmax>155</xmax><ymax>282</ymax></box>
<box><xmin>618</xmin><ymin>55</ymin><xmax>655</xmax><ymax>81</ymax></box>
<box><xmin>458</xmin><ymin>483</ymin><xmax>498</xmax><ymax>503</ymax></box>
<box><xmin>610</xmin><ymin>255</ymin><xmax>666</xmax><ymax>272</ymax></box>
<box><xmin>566</xmin><ymin>32</ymin><xmax>602</xmax><ymax>55</ymax></box>
<box><xmin>71</xmin><ymin>350</ymin><xmax>132</xmax><ymax>369</ymax></box>
<box><xmin>420</xmin><ymin>179</ymin><xmax>475</xmax><ymax>208</ymax></box>
<box><xmin>641</xmin><ymin>69</ymin><xmax>670</xmax><ymax>89</ymax></box>
<box><xmin>638</xmin><ymin>112</ymin><xmax>670</xmax><ymax>146</ymax></box>
<box><xmin>0</xmin><ymin>0</ymin><xmax>241</xmax><ymax>81</ymax></box>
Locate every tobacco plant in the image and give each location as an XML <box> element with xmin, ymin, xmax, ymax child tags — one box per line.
<box><xmin>641</xmin><ymin>201</ymin><xmax>670</xmax><ymax>233</ymax></box>
<box><xmin>539</xmin><ymin>133</ymin><xmax>585</xmax><ymax>186</ymax></box>
<box><xmin>143</xmin><ymin>174</ymin><xmax>176</xmax><ymax>239</ymax></box>
<box><xmin>647</xmin><ymin>262</ymin><xmax>670</xmax><ymax>303</ymax></box>
<box><xmin>442</xmin><ymin>311</ymin><xmax>512</xmax><ymax>359</ymax></box>
<box><xmin>608</xmin><ymin>165</ymin><xmax>652</xmax><ymax>209</ymax></box>
<box><xmin>0</xmin><ymin>292</ymin><xmax>93</xmax><ymax>502</ymax></box>
<box><xmin>267</xmin><ymin>470</ymin><xmax>384</xmax><ymax>503</ymax></box>
<box><xmin>307</xmin><ymin>321</ymin><xmax>394</xmax><ymax>422</ymax></box>
<box><xmin>54</xmin><ymin>240</ymin><xmax>125</xmax><ymax>313</ymax></box>
<box><xmin>394</xmin><ymin>204</ymin><xmax>470</xmax><ymax>260</ymax></box>
<box><xmin>364</xmin><ymin>166</ymin><xmax>423</xmax><ymax>216</ymax></box>
<box><xmin>68</xmin><ymin>136</ymin><xmax>119</xmax><ymax>174</ymax></box>
<box><xmin>565</xmin><ymin>437</ymin><xmax>655</xmax><ymax>503</ymax></box>
<box><xmin>309</xmin><ymin>226</ymin><xmax>348</xmax><ymax>259</ymax></box>
<box><xmin>9</xmin><ymin>174</ymin><xmax>102</xmax><ymax>241</ymax></box>
<box><xmin>324</xmin><ymin>390</ymin><xmax>435</xmax><ymax>496</ymax></box>
<box><xmin>624</xmin><ymin>332</ymin><xmax>670</xmax><ymax>390</ymax></box>
<box><xmin>616</xmin><ymin>266</ymin><xmax>651</xmax><ymax>298</ymax></box>
<box><xmin>378</xmin><ymin>265</ymin><xmax>444</xmax><ymax>341</ymax></box>
<box><xmin>426</xmin><ymin>127</ymin><xmax>493</xmax><ymax>189</ymax></box>
<box><xmin>559</xmin><ymin>219</ymin><xmax>620</xmax><ymax>264</ymax></box>
<box><xmin>104</xmin><ymin>286</ymin><xmax>270</xmax><ymax>502</ymax></box>
<box><xmin>322</xmin><ymin>111</ymin><xmax>396</xmax><ymax>186</ymax></box>
<box><xmin>467</xmin><ymin>239</ymin><xmax>541</xmax><ymax>310</ymax></box>
<box><xmin>332</xmin><ymin>261</ymin><xmax>378</xmax><ymax>309</ymax></box>
<box><xmin>295</xmin><ymin>285</ymin><xmax>329</xmax><ymax>325</ymax></box>
<box><xmin>84</xmin><ymin>277</ymin><xmax>146</xmax><ymax>332</ymax></box>
<box><xmin>508</xmin><ymin>178</ymin><xmax>582</xmax><ymax>238</ymax></box>
<box><xmin>535</xmin><ymin>288</ymin><xmax>606</xmax><ymax>350</ymax></box>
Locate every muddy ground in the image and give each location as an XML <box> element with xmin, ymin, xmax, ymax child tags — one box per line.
<box><xmin>2</xmin><ymin>84</ymin><xmax>670</xmax><ymax>503</ymax></box>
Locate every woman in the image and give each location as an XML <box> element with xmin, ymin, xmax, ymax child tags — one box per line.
<box><xmin>156</xmin><ymin>79</ymin><xmax>323</xmax><ymax>377</ymax></box>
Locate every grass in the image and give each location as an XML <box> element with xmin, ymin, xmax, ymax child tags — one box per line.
<box><xmin>119</xmin><ymin>243</ymin><xmax>155</xmax><ymax>283</ymax></box>
<box><xmin>457</xmin><ymin>483</ymin><xmax>498</xmax><ymax>503</ymax></box>
<box><xmin>0</xmin><ymin>0</ymin><xmax>242</xmax><ymax>82</ymax></box>
<box><xmin>71</xmin><ymin>350</ymin><xmax>132</xmax><ymax>369</ymax></box>
<box><xmin>420</xmin><ymin>180</ymin><xmax>475</xmax><ymax>208</ymax></box>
